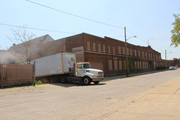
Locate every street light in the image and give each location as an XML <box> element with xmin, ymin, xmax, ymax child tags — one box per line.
<box><xmin>124</xmin><ymin>27</ymin><xmax>136</xmax><ymax>77</ymax></box>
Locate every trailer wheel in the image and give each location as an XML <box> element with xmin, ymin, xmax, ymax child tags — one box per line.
<box><xmin>94</xmin><ymin>81</ymin><xmax>99</xmax><ymax>84</ymax></box>
<box><xmin>60</xmin><ymin>76</ymin><xmax>68</xmax><ymax>83</ymax></box>
<box><xmin>83</xmin><ymin>77</ymin><xmax>91</xmax><ymax>85</ymax></box>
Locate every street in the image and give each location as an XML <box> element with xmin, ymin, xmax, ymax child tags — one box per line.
<box><xmin>0</xmin><ymin>69</ymin><xmax>180</xmax><ymax>120</ymax></box>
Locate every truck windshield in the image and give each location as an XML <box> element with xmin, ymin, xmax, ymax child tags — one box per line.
<box><xmin>83</xmin><ymin>63</ymin><xmax>91</xmax><ymax>69</ymax></box>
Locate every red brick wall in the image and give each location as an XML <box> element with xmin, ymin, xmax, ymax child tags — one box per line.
<box><xmin>55</xmin><ymin>33</ymin><xmax>171</xmax><ymax>76</ymax></box>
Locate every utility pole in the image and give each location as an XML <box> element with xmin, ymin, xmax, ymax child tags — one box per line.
<box><xmin>124</xmin><ymin>26</ymin><xmax>128</xmax><ymax>77</ymax></box>
<box><xmin>165</xmin><ymin>50</ymin><xmax>167</xmax><ymax>60</ymax></box>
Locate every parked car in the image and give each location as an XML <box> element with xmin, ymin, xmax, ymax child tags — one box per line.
<box><xmin>169</xmin><ymin>66</ymin><xmax>177</xmax><ymax>70</ymax></box>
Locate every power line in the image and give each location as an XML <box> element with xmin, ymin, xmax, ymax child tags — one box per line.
<box><xmin>0</xmin><ymin>23</ymin><xmax>76</xmax><ymax>34</ymax></box>
<box><xmin>26</xmin><ymin>0</ymin><xmax>124</xmax><ymax>29</ymax></box>
<box><xmin>26</xmin><ymin>0</ymin><xmax>152</xmax><ymax>46</ymax></box>
<box><xmin>7</xmin><ymin>0</ymin><xmax>165</xmax><ymax>52</ymax></box>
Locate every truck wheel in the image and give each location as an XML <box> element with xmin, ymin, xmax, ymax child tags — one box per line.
<box><xmin>94</xmin><ymin>81</ymin><xmax>99</xmax><ymax>84</ymax></box>
<box><xmin>83</xmin><ymin>77</ymin><xmax>91</xmax><ymax>85</ymax></box>
<box><xmin>60</xmin><ymin>76</ymin><xmax>68</xmax><ymax>83</ymax></box>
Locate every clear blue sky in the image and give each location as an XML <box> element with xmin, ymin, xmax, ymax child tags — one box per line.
<box><xmin>1</xmin><ymin>0</ymin><xmax>180</xmax><ymax>60</ymax></box>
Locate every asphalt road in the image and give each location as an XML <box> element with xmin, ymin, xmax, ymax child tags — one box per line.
<box><xmin>0</xmin><ymin>69</ymin><xmax>179</xmax><ymax>120</ymax></box>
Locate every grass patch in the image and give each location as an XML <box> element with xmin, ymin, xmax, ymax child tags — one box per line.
<box><xmin>0</xmin><ymin>80</ymin><xmax>44</xmax><ymax>89</ymax></box>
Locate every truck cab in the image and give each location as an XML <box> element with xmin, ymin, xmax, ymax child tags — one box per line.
<box><xmin>76</xmin><ymin>62</ymin><xmax>104</xmax><ymax>85</ymax></box>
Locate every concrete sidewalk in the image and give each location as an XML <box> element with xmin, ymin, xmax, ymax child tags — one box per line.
<box><xmin>103</xmin><ymin>76</ymin><xmax>180</xmax><ymax>120</ymax></box>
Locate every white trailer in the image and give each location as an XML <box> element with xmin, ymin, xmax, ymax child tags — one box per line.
<box><xmin>31</xmin><ymin>52</ymin><xmax>104</xmax><ymax>85</ymax></box>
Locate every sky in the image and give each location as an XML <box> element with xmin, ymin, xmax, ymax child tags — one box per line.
<box><xmin>0</xmin><ymin>0</ymin><xmax>180</xmax><ymax>60</ymax></box>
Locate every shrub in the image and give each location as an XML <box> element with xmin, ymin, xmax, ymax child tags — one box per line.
<box><xmin>35</xmin><ymin>80</ymin><xmax>43</xmax><ymax>85</ymax></box>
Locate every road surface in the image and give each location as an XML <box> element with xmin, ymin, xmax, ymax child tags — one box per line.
<box><xmin>0</xmin><ymin>69</ymin><xmax>179</xmax><ymax>120</ymax></box>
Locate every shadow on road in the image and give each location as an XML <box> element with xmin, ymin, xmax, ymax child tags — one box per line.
<box><xmin>49</xmin><ymin>82</ymin><xmax>106</xmax><ymax>88</ymax></box>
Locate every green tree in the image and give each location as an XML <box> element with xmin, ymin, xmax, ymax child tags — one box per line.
<box><xmin>171</xmin><ymin>13</ymin><xmax>180</xmax><ymax>47</ymax></box>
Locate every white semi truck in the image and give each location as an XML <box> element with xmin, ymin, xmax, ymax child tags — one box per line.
<box><xmin>31</xmin><ymin>52</ymin><xmax>104</xmax><ymax>85</ymax></box>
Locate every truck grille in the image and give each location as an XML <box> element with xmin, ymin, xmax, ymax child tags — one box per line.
<box><xmin>98</xmin><ymin>72</ymin><xmax>104</xmax><ymax>77</ymax></box>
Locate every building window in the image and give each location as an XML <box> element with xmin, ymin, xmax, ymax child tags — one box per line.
<box><xmin>143</xmin><ymin>62</ymin><xmax>145</xmax><ymax>69</ymax></box>
<box><xmin>103</xmin><ymin>44</ymin><xmax>106</xmax><ymax>52</ymax></box>
<box><xmin>127</xmin><ymin>48</ymin><xmax>129</xmax><ymax>55</ymax></box>
<box><xmin>108</xmin><ymin>60</ymin><xmax>112</xmax><ymax>70</ymax></box>
<box><xmin>114</xmin><ymin>60</ymin><xmax>118</xmax><ymax>70</ymax></box>
<box><xmin>113</xmin><ymin>47</ymin><xmax>116</xmax><ymax>54</ymax></box>
<box><xmin>130</xmin><ymin>49</ymin><xmax>132</xmax><ymax>56</ymax></box>
<box><xmin>119</xmin><ymin>60</ymin><xmax>122</xmax><ymax>70</ymax></box>
<box><xmin>93</xmin><ymin>43</ymin><xmax>96</xmax><ymax>51</ymax></box>
<box><xmin>144</xmin><ymin>52</ymin><xmax>147</xmax><ymax>58</ymax></box>
<box><xmin>122</xmin><ymin>47</ymin><xmax>125</xmax><ymax>54</ymax></box>
<box><xmin>142</xmin><ymin>52</ymin><xmax>144</xmax><ymax>58</ymax></box>
<box><xmin>87</xmin><ymin>41</ymin><xmax>91</xmax><ymax>50</ymax></box>
<box><xmin>138</xmin><ymin>51</ymin><xmax>141</xmax><ymax>57</ymax></box>
<box><xmin>118</xmin><ymin>46</ymin><xmax>121</xmax><ymax>54</ymax></box>
<box><xmin>137</xmin><ymin>62</ymin><xmax>139</xmax><ymax>69</ymax></box>
<box><xmin>146</xmin><ymin>62</ymin><xmax>148</xmax><ymax>69</ymax></box>
<box><xmin>98</xmin><ymin>44</ymin><xmax>101</xmax><ymax>52</ymax></box>
<box><xmin>134</xmin><ymin>50</ymin><xmax>137</xmax><ymax>56</ymax></box>
<box><xmin>108</xmin><ymin>46</ymin><xmax>111</xmax><ymax>53</ymax></box>
<box><xmin>148</xmin><ymin>53</ymin><xmax>150</xmax><ymax>58</ymax></box>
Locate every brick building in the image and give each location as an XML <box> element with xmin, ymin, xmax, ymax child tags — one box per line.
<box><xmin>39</xmin><ymin>33</ymin><xmax>172</xmax><ymax>76</ymax></box>
<box><xmin>7</xmin><ymin>33</ymin><xmax>173</xmax><ymax>76</ymax></box>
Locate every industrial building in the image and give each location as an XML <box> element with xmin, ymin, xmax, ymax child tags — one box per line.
<box><xmin>6</xmin><ymin>33</ymin><xmax>173</xmax><ymax>76</ymax></box>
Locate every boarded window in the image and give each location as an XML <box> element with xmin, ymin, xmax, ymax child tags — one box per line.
<box><xmin>146</xmin><ymin>62</ymin><xmax>148</xmax><ymax>69</ymax></box>
<box><xmin>119</xmin><ymin>60</ymin><xmax>122</xmax><ymax>70</ymax></box>
<box><xmin>142</xmin><ymin>52</ymin><xmax>144</xmax><ymax>58</ymax></box>
<box><xmin>98</xmin><ymin>44</ymin><xmax>101</xmax><ymax>52</ymax></box>
<box><xmin>140</xmin><ymin>62</ymin><xmax>142</xmax><ymax>69</ymax></box>
<box><xmin>126</xmin><ymin>48</ymin><xmax>129</xmax><ymax>55</ymax></box>
<box><xmin>137</xmin><ymin>62</ymin><xmax>139</xmax><ymax>69</ymax></box>
<box><xmin>134</xmin><ymin>50</ymin><xmax>137</xmax><ymax>56</ymax></box>
<box><xmin>113</xmin><ymin>47</ymin><xmax>116</xmax><ymax>54</ymax></box>
<box><xmin>148</xmin><ymin>53</ymin><xmax>150</xmax><ymax>58</ymax></box>
<box><xmin>138</xmin><ymin>51</ymin><xmax>141</xmax><ymax>57</ymax></box>
<box><xmin>118</xmin><ymin>46</ymin><xmax>121</xmax><ymax>54</ymax></box>
<box><xmin>142</xmin><ymin>62</ymin><xmax>144</xmax><ymax>69</ymax></box>
<box><xmin>144</xmin><ymin>52</ymin><xmax>146</xmax><ymax>58</ymax></box>
<box><xmin>93</xmin><ymin>43</ymin><xmax>96</xmax><ymax>51</ymax></box>
<box><xmin>108</xmin><ymin>60</ymin><xmax>112</xmax><ymax>70</ymax></box>
<box><xmin>87</xmin><ymin>41</ymin><xmax>91</xmax><ymax>50</ymax></box>
<box><xmin>122</xmin><ymin>47</ymin><xmax>125</xmax><ymax>54</ymax></box>
<box><xmin>108</xmin><ymin>46</ymin><xmax>111</xmax><ymax>53</ymax></box>
<box><xmin>130</xmin><ymin>49</ymin><xmax>132</xmax><ymax>56</ymax></box>
<box><xmin>103</xmin><ymin>44</ymin><xmax>106</xmax><ymax>52</ymax></box>
<box><xmin>114</xmin><ymin>60</ymin><xmax>118</xmax><ymax>70</ymax></box>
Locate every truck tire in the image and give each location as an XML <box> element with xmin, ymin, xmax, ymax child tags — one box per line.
<box><xmin>60</xmin><ymin>76</ymin><xmax>68</xmax><ymax>83</ymax></box>
<box><xmin>83</xmin><ymin>77</ymin><xmax>91</xmax><ymax>85</ymax></box>
<box><xmin>94</xmin><ymin>81</ymin><xmax>99</xmax><ymax>84</ymax></box>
